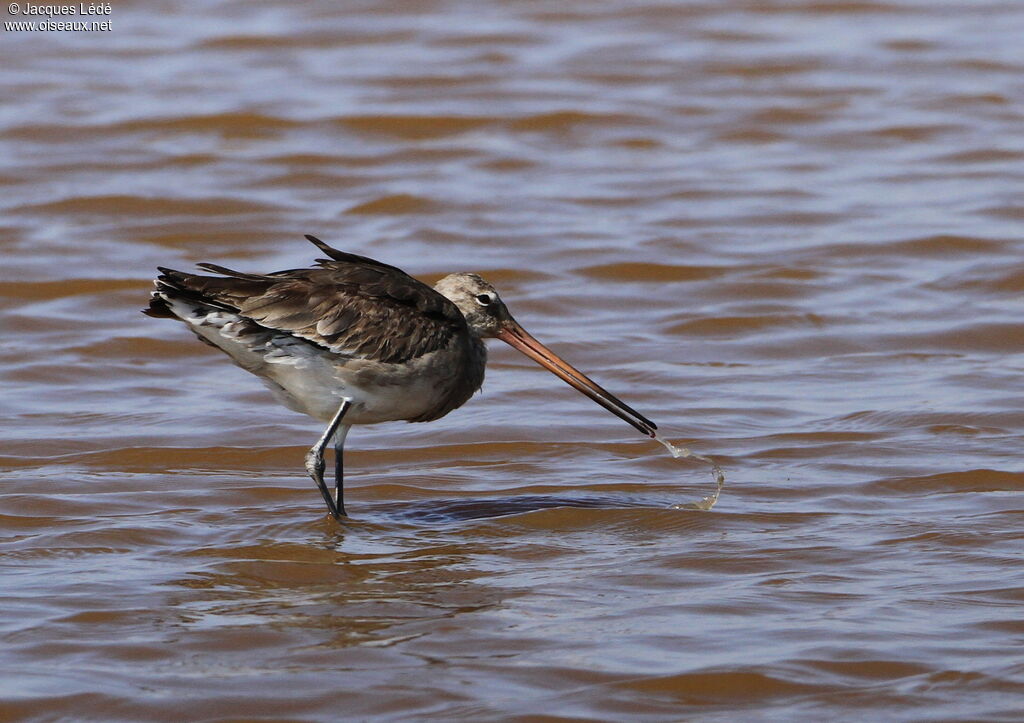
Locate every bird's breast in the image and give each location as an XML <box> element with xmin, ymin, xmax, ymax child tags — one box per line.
<box><xmin>267</xmin><ymin>332</ymin><xmax>487</xmax><ymax>425</ymax></box>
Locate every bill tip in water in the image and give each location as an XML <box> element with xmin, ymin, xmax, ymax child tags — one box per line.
<box><xmin>651</xmin><ymin>433</ymin><xmax>726</xmax><ymax>511</ymax></box>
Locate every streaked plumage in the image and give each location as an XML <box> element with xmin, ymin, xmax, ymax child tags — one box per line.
<box><xmin>145</xmin><ymin>235</ymin><xmax>655</xmax><ymax>520</ymax></box>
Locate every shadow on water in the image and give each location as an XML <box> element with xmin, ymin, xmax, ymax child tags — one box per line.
<box><xmin>368</xmin><ymin>493</ymin><xmax>672</xmax><ymax>525</ymax></box>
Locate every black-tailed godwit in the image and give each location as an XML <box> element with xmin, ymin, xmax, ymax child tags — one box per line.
<box><xmin>145</xmin><ymin>235</ymin><xmax>656</xmax><ymax>519</ymax></box>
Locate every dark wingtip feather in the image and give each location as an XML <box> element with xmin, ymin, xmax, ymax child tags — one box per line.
<box><xmin>304</xmin><ymin>234</ymin><xmax>410</xmax><ymax>275</ymax></box>
<box><xmin>305</xmin><ymin>234</ymin><xmax>342</xmax><ymax>259</ymax></box>
<box><xmin>142</xmin><ymin>292</ymin><xmax>174</xmax><ymax>318</ymax></box>
<box><xmin>196</xmin><ymin>262</ymin><xmax>265</xmax><ymax>280</ymax></box>
<box><xmin>155</xmin><ymin>266</ymin><xmax>191</xmax><ymax>286</ymax></box>
<box><xmin>147</xmin><ymin>265</ymin><xmax>240</xmax><ymax>315</ymax></box>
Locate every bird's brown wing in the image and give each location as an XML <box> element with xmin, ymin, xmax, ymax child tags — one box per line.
<box><xmin>149</xmin><ymin>240</ymin><xmax>466</xmax><ymax>364</ymax></box>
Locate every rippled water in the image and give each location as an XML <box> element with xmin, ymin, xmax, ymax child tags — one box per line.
<box><xmin>3</xmin><ymin>1</ymin><xmax>1024</xmax><ymax>720</ymax></box>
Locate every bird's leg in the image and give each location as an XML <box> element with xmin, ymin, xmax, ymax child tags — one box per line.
<box><xmin>305</xmin><ymin>398</ymin><xmax>351</xmax><ymax>520</ymax></box>
<box><xmin>333</xmin><ymin>424</ymin><xmax>351</xmax><ymax>517</ymax></box>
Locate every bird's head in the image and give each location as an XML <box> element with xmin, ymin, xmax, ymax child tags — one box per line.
<box><xmin>433</xmin><ymin>272</ymin><xmax>511</xmax><ymax>339</ymax></box>
<box><xmin>433</xmin><ymin>272</ymin><xmax>658</xmax><ymax>438</ymax></box>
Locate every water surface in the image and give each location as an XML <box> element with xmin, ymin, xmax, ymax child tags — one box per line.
<box><xmin>2</xmin><ymin>1</ymin><xmax>1023</xmax><ymax>720</ymax></box>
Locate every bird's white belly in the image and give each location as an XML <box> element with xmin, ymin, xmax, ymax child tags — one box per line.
<box><xmin>176</xmin><ymin>302</ymin><xmax>473</xmax><ymax>425</ymax></box>
<box><xmin>263</xmin><ymin>348</ymin><xmax>461</xmax><ymax>424</ymax></box>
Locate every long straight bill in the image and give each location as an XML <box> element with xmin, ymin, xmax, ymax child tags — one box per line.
<box><xmin>497</xmin><ymin>320</ymin><xmax>658</xmax><ymax>438</ymax></box>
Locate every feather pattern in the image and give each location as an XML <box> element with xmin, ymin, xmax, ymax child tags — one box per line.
<box><xmin>144</xmin><ymin>236</ymin><xmax>489</xmax><ymax>424</ymax></box>
<box><xmin>147</xmin><ymin>239</ymin><xmax>466</xmax><ymax>365</ymax></box>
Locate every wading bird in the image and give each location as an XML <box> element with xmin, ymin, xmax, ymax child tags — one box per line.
<box><xmin>145</xmin><ymin>235</ymin><xmax>656</xmax><ymax>519</ymax></box>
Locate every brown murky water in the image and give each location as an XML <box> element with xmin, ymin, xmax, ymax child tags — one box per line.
<box><xmin>3</xmin><ymin>1</ymin><xmax>1024</xmax><ymax>720</ymax></box>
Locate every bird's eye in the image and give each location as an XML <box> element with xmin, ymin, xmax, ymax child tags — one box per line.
<box><xmin>475</xmin><ymin>293</ymin><xmax>494</xmax><ymax>306</ymax></box>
